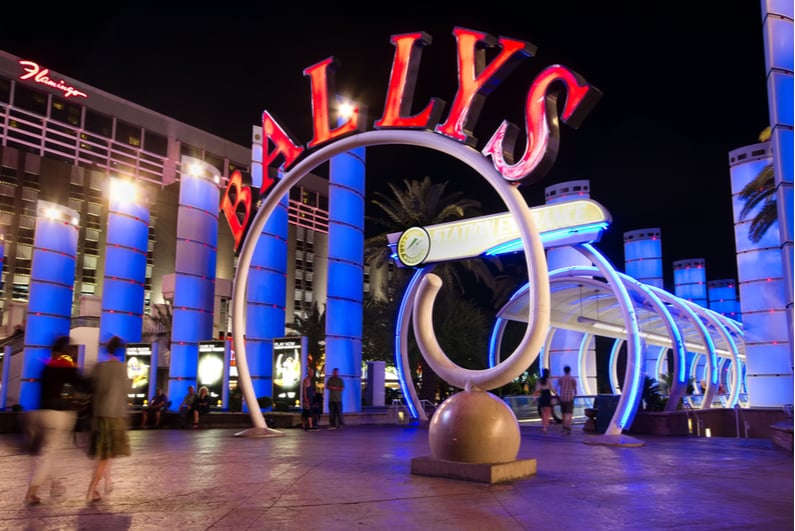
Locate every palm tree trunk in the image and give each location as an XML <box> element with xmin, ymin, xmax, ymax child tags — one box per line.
<box><xmin>418</xmin><ymin>357</ymin><xmax>439</xmax><ymax>404</ymax></box>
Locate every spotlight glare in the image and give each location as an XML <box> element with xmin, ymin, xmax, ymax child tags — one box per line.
<box><xmin>339</xmin><ymin>101</ymin><xmax>356</xmax><ymax>119</ymax></box>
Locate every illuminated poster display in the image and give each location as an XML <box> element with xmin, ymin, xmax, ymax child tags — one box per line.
<box><xmin>273</xmin><ymin>337</ymin><xmax>302</xmax><ymax>404</ymax></box>
<box><xmin>198</xmin><ymin>341</ymin><xmax>225</xmax><ymax>407</ymax></box>
<box><xmin>126</xmin><ymin>343</ymin><xmax>151</xmax><ymax>406</ymax></box>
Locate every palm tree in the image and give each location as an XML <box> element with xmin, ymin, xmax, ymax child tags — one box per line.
<box><xmin>143</xmin><ymin>302</ymin><xmax>173</xmax><ymax>366</ymax></box>
<box><xmin>365</xmin><ymin>176</ymin><xmax>498</xmax><ymax>295</ymax></box>
<box><xmin>364</xmin><ymin>176</ymin><xmax>498</xmax><ymax>403</ymax></box>
<box><xmin>739</xmin><ymin>162</ymin><xmax>776</xmax><ymax>243</ymax></box>
<box><xmin>285</xmin><ymin>301</ymin><xmax>326</xmax><ymax>373</ymax></box>
<box><xmin>739</xmin><ymin>126</ymin><xmax>777</xmax><ymax>243</ymax></box>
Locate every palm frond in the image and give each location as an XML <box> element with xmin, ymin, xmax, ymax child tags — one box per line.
<box><xmin>738</xmin><ymin>163</ymin><xmax>777</xmax><ymax>243</ymax></box>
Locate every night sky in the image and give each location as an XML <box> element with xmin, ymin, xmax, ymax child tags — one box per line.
<box><xmin>1</xmin><ymin>3</ymin><xmax>772</xmax><ymax>287</ymax></box>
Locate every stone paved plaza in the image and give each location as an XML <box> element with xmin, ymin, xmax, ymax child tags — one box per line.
<box><xmin>0</xmin><ymin>424</ymin><xmax>792</xmax><ymax>530</ymax></box>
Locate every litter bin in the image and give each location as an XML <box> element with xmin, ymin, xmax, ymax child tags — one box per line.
<box><xmin>595</xmin><ymin>394</ymin><xmax>621</xmax><ymax>434</ymax></box>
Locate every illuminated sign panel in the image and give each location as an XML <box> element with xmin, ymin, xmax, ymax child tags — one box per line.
<box><xmin>389</xmin><ymin>199</ymin><xmax>611</xmax><ymax>266</ymax></box>
<box><xmin>198</xmin><ymin>341</ymin><xmax>225</xmax><ymax>407</ymax></box>
<box><xmin>220</xmin><ymin>26</ymin><xmax>600</xmax><ymax>253</ymax></box>
<box><xmin>126</xmin><ymin>343</ymin><xmax>151</xmax><ymax>406</ymax></box>
<box><xmin>273</xmin><ymin>337</ymin><xmax>302</xmax><ymax>404</ymax></box>
<box><xmin>18</xmin><ymin>60</ymin><xmax>87</xmax><ymax>99</ymax></box>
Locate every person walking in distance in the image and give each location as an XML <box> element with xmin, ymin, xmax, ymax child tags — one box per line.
<box><xmin>302</xmin><ymin>367</ymin><xmax>319</xmax><ymax>431</ymax></box>
<box><xmin>326</xmin><ymin>368</ymin><xmax>345</xmax><ymax>430</ymax></box>
<box><xmin>535</xmin><ymin>368</ymin><xmax>554</xmax><ymax>433</ymax></box>
<box><xmin>556</xmin><ymin>365</ymin><xmax>578</xmax><ymax>434</ymax></box>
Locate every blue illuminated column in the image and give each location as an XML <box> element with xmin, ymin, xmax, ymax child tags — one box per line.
<box><xmin>19</xmin><ymin>201</ymin><xmax>79</xmax><ymax>410</ymax></box>
<box><xmin>245</xmin><ymin>192</ymin><xmax>288</xmax><ymax>410</ymax></box>
<box><xmin>762</xmin><ymin>0</ymin><xmax>794</xmax><ymax>349</ymax></box>
<box><xmin>708</xmin><ymin>279</ymin><xmax>741</xmax><ymax>320</ymax></box>
<box><xmin>624</xmin><ymin>228</ymin><xmax>666</xmax><ymax>380</ymax></box>
<box><xmin>729</xmin><ymin>144</ymin><xmax>791</xmax><ymax>406</ymax></box>
<box><xmin>673</xmin><ymin>259</ymin><xmax>708</xmax><ymax>388</ymax></box>
<box><xmin>245</xmin><ymin>128</ymin><xmax>288</xmax><ymax>411</ymax></box>
<box><xmin>673</xmin><ymin>259</ymin><xmax>708</xmax><ymax>307</ymax></box>
<box><xmin>326</xmin><ymin>144</ymin><xmax>365</xmax><ymax>414</ymax></box>
<box><xmin>544</xmin><ymin>181</ymin><xmax>595</xmax><ymax>391</ymax></box>
<box><xmin>624</xmin><ymin>228</ymin><xmax>664</xmax><ymax>288</ymax></box>
<box><xmin>168</xmin><ymin>157</ymin><xmax>219</xmax><ymax>404</ymax></box>
<box><xmin>98</xmin><ymin>178</ymin><xmax>149</xmax><ymax>361</ymax></box>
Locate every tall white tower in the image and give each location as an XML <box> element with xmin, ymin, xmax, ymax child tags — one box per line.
<box><xmin>729</xmin><ymin>142</ymin><xmax>791</xmax><ymax>406</ymax></box>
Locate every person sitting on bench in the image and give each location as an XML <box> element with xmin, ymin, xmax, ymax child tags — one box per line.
<box><xmin>190</xmin><ymin>386</ymin><xmax>211</xmax><ymax>429</ymax></box>
<box><xmin>140</xmin><ymin>388</ymin><xmax>170</xmax><ymax>429</ymax></box>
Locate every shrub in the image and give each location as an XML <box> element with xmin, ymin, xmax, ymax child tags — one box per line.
<box><xmin>642</xmin><ymin>376</ymin><xmax>668</xmax><ymax>411</ymax></box>
<box><xmin>273</xmin><ymin>400</ymin><xmax>290</xmax><ymax>412</ymax></box>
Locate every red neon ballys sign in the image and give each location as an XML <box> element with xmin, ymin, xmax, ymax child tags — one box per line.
<box><xmin>18</xmin><ymin>60</ymin><xmax>87</xmax><ymax>99</ymax></box>
<box><xmin>221</xmin><ymin>27</ymin><xmax>601</xmax><ymax>251</ymax></box>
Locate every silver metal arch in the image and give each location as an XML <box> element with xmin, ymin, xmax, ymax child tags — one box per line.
<box><xmin>409</xmin><ymin>137</ymin><xmax>551</xmax><ymax>391</ymax></box>
<box><xmin>644</xmin><ymin>287</ymin><xmax>718</xmax><ymax>410</ymax></box>
<box><xmin>232</xmin><ymin>129</ymin><xmax>550</xmax><ymax>430</ymax></box>
<box><xmin>494</xmin><ymin>273</ymin><xmax>741</xmax><ymax>412</ymax></box>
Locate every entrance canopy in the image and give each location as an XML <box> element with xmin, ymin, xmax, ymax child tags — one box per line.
<box><xmin>495</xmin><ymin>261</ymin><xmax>745</xmax><ymax>409</ymax></box>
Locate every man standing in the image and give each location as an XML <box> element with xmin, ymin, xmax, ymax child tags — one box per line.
<box><xmin>326</xmin><ymin>368</ymin><xmax>345</xmax><ymax>430</ymax></box>
<box><xmin>556</xmin><ymin>365</ymin><xmax>578</xmax><ymax>434</ymax></box>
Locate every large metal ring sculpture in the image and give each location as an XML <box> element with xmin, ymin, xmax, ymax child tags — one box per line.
<box><xmin>232</xmin><ymin>130</ymin><xmax>550</xmax><ymax>436</ymax></box>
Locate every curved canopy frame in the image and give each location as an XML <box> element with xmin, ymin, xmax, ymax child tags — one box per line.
<box><xmin>490</xmin><ymin>245</ymin><xmax>744</xmax><ymax>423</ymax></box>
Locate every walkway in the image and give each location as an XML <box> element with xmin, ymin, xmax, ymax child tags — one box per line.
<box><xmin>0</xmin><ymin>424</ymin><xmax>791</xmax><ymax>530</ymax></box>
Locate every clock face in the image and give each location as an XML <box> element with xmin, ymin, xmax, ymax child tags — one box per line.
<box><xmin>397</xmin><ymin>227</ymin><xmax>431</xmax><ymax>267</ymax></box>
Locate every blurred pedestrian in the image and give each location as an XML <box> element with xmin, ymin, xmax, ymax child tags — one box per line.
<box><xmin>86</xmin><ymin>336</ymin><xmax>131</xmax><ymax>502</ymax></box>
<box><xmin>24</xmin><ymin>336</ymin><xmax>88</xmax><ymax>505</ymax></box>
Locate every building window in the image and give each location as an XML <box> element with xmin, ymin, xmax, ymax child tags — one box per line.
<box><xmin>13</xmin><ymin>85</ymin><xmax>48</xmax><ymax>115</ymax></box>
<box><xmin>229</xmin><ymin>160</ymin><xmax>246</xmax><ymax>174</ymax></box>
<box><xmin>144</xmin><ymin>130</ymin><xmax>167</xmax><ymax>156</ymax></box>
<box><xmin>68</xmin><ymin>198</ymin><xmax>83</xmax><ymax>212</ymax></box>
<box><xmin>115</xmin><ymin>120</ymin><xmax>141</xmax><ymax>147</ymax></box>
<box><xmin>301</xmin><ymin>189</ymin><xmax>317</xmax><ymax>207</ymax></box>
<box><xmin>50</xmin><ymin>97</ymin><xmax>82</xmax><ymax>127</ymax></box>
<box><xmin>205</xmin><ymin>152</ymin><xmax>224</xmax><ymax>174</ymax></box>
<box><xmin>12</xmin><ymin>275</ymin><xmax>29</xmax><ymax>301</ymax></box>
<box><xmin>0</xmin><ymin>166</ymin><xmax>18</xmax><ymax>185</ymax></box>
<box><xmin>84</xmin><ymin>110</ymin><xmax>112</xmax><ymax>138</ymax></box>
<box><xmin>180</xmin><ymin>143</ymin><xmax>201</xmax><ymax>160</ymax></box>
<box><xmin>0</xmin><ymin>77</ymin><xmax>10</xmax><ymax>103</ymax></box>
<box><xmin>0</xmin><ymin>195</ymin><xmax>14</xmax><ymax>212</ymax></box>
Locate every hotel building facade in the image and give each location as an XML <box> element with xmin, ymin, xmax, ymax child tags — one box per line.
<box><xmin>0</xmin><ymin>49</ymin><xmax>333</xmax><ymax>340</ymax></box>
